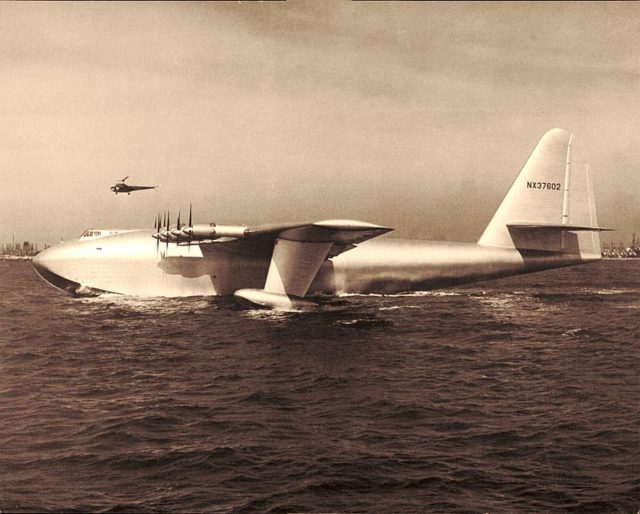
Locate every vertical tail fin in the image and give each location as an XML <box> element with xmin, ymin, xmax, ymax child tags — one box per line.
<box><xmin>478</xmin><ymin>128</ymin><xmax>605</xmax><ymax>258</ymax></box>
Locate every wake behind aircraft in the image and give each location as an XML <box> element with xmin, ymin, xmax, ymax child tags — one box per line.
<box><xmin>110</xmin><ymin>176</ymin><xmax>158</xmax><ymax>195</ymax></box>
<box><xmin>35</xmin><ymin>129</ymin><xmax>611</xmax><ymax>310</ymax></box>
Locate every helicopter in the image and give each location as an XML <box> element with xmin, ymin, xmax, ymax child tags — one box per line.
<box><xmin>110</xmin><ymin>176</ymin><xmax>158</xmax><ymax>195</ymax></box>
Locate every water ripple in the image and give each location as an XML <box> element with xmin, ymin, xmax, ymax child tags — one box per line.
<box><xmin>0</xmin><ymin>261</ymin><xmax>639</xmax><ymax>512</ymax></box>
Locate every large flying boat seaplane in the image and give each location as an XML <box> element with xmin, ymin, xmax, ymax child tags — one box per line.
<box><xmin>34</xmin><ymin>129</ymin><xmax>610</xmax><ymax>310</ymax></box>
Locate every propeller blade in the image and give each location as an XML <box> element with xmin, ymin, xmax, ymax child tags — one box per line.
<box><xmin>166</xmin><ymin>210</ymin><xmax>170</xmax><ymax>253</ymax></box>
<box><xmin>188</xmin><ymin>203</ymin><xmax>193</xmax><ymax>246</ymax></box>
<box><xmin>170</xmin><ymin>211</ymin><xmax>182</xmax><ymax>241</ymax></box>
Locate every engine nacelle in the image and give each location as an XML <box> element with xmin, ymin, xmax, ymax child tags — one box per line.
<box><xmin>213</xmin><ymin>225</ymin><xmax>248</xmax><ymax>238</ymax></box>
<box><xmin>152</xmin><ymin>231</ymin><xmax>170</xmax><ymax>242</ymax></box>
<box><xmin>184</xmin><ymin>223</ymin><xmax>215</xmax><ymax>238</ymax></box>
<box><xmin>187</xmin><ymin>224</ymin><xmax>248</xmax><ymax>239</ymax></box>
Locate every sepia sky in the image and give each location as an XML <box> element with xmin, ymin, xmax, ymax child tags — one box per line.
<box><xmin>1</xmin><ymin>1</ymin><xmax>640</xmax><ymax>246</ymax></box>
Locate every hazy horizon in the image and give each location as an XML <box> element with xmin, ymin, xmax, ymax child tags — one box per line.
<box><xmin>1</xmin><ymin>2</ymin><xmax>639</xmax><ymax>247</ymax></box>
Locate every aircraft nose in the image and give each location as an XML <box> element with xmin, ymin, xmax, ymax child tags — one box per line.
<box><xmin>32</xmin><ymin>246</ymin><xmax>52</xmax><ymax>274</ymax></box>
<box><xmin>32</xmin><ymin>244</ymin><xmax>82</xmax><ymax>294</ymax></box>
<box><xmin>33</xmin><ymin>245</ymin><xmax>60</xmax><ymax>271</ymax></box>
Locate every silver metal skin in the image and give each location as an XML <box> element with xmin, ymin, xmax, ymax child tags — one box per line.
<box><xmin>32</xmin><ymin>228</ymin><xmax>598</xmax><ymax>298</ymax></box>
<box><xmin>33</xmin><ymin>129</ymin><xmax>607</xmax><ymax>303</ymax></box>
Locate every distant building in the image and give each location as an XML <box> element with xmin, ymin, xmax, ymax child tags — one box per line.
<box><xmin>602</xmin><ymin>233</ymin><xmax>640</xmax><ymax>259</ymax></box>
<box><xmin>0</xmin><ymin>239</ymin><xmax>41</xmax><ymax>260</ymax></box>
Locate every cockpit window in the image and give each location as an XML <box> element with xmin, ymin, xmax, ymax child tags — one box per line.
<box><xmin>79</xmin><ymin>228</ymin><xmax>133</xmax><ymax>240</ymax></box>
<box><xmin>80</xmin><ymin>229</ymin><xmax>102</xmax><ymax>238</ymax></box>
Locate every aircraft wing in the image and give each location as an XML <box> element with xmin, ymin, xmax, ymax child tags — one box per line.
<box><xmin>229</xmin><ymin>219</ymin><xmax>393</xmax><ymax>309</ymax></box>
<box><xmin>184</xmin><ymin>219</ymin><xmax>391</xmax><ymax>253</ymax></box>
<box><xmin>156</xmin><ymin>217</ymin><xmax>391</xmax><ymax>308</ymax></box>
<box><xmin>258</xmin><ymin>219</ymin><xmax>392</xmax><ymax>290</ymax></box>
<box><xmin>245</xmin><ymin>219</ymin><xmax>391</xmax><ymax>243</ymax></box>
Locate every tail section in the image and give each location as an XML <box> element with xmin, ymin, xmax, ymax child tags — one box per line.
<box><xmin>478</xmin><ymin>128</ymin><xmax>607</xmax><ymax>258</ymax></box>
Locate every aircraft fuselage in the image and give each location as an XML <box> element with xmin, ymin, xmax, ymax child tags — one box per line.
<box><xmin>32</xmin><ymin>229</ymin><xmax>597</xmax><ymax>297</ymax></box>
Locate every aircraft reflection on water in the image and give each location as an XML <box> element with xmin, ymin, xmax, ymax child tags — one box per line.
<box><xmin>35</xmin><ymin>129</ymin><xmax>611</xmax><ymax>310</ymax></box>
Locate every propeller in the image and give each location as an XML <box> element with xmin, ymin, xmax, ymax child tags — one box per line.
<box><xmin>186</xmin><ymin>203</ymin><xmax>193</xmax><ymax>246</ymax></box>
<box><xmin>165</xmin><ymin>210</ymin><xmax>170</xmax><ymax>254</ymax></box>
<box><xmin>120</xmin><ymin>175</ymin><xmax>129</xmax><ymax>183</ymax></box>
<box><xmin>152</xmin><ymin>206</ymin><xmax>194</xmax><ymax>254</ymax></box>
<box><xmin>155</xmin><ymin>212</ymin><xmax>160</xmax><ymax>255</ymax></box>
<box><xmin>171</xmin><ymin>211</ymin><xmax>181</xmax><ymax>239</ymax></box>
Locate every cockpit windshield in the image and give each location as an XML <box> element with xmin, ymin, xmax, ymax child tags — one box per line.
<box><xmin>79</xmin><ymin>229</ymin><xmax>135</xmax><ymax>241</ymax></box>
<box><xmin>80</xmin><ymin>229</ymin><xmax>103</xmax><ymax>238</ymax></box>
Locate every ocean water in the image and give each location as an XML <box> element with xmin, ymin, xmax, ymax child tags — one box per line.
<box><xmin>0</xmin><ymin>260</ymin><xmax>639</xmax><ymax>513</ymax></box>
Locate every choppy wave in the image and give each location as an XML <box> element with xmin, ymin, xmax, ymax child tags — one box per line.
<box><xmin>1</xmin><ymin>260</ymin><xmax>639</xmax><ymax>512</ymax></box>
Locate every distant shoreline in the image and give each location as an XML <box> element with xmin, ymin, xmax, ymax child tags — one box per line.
<box><xmin>0</xmin><ymin>255</ymin><xmax>33</xmax><ymax>261</ymax></box>
<box><xmin>1</xmin><ymin>255</ymin><xmax>637</xmax><ymax>263</ymax></box>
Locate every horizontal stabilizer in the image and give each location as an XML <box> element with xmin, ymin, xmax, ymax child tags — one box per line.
<box><xmin>507</xmin><ymin>223</ymin><xmax>613</xmax><ymax>232</ymax></box>
<box><xmin>507</xmin><ymin>223</ymin><xmax>611</xmax><ymax>253</ymax></box>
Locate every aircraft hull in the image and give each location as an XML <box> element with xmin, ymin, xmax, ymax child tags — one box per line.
<box><xmin>32</xmin><ymin>229</ymin><xmax>599</xmax><ymax>297</ymax></box>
